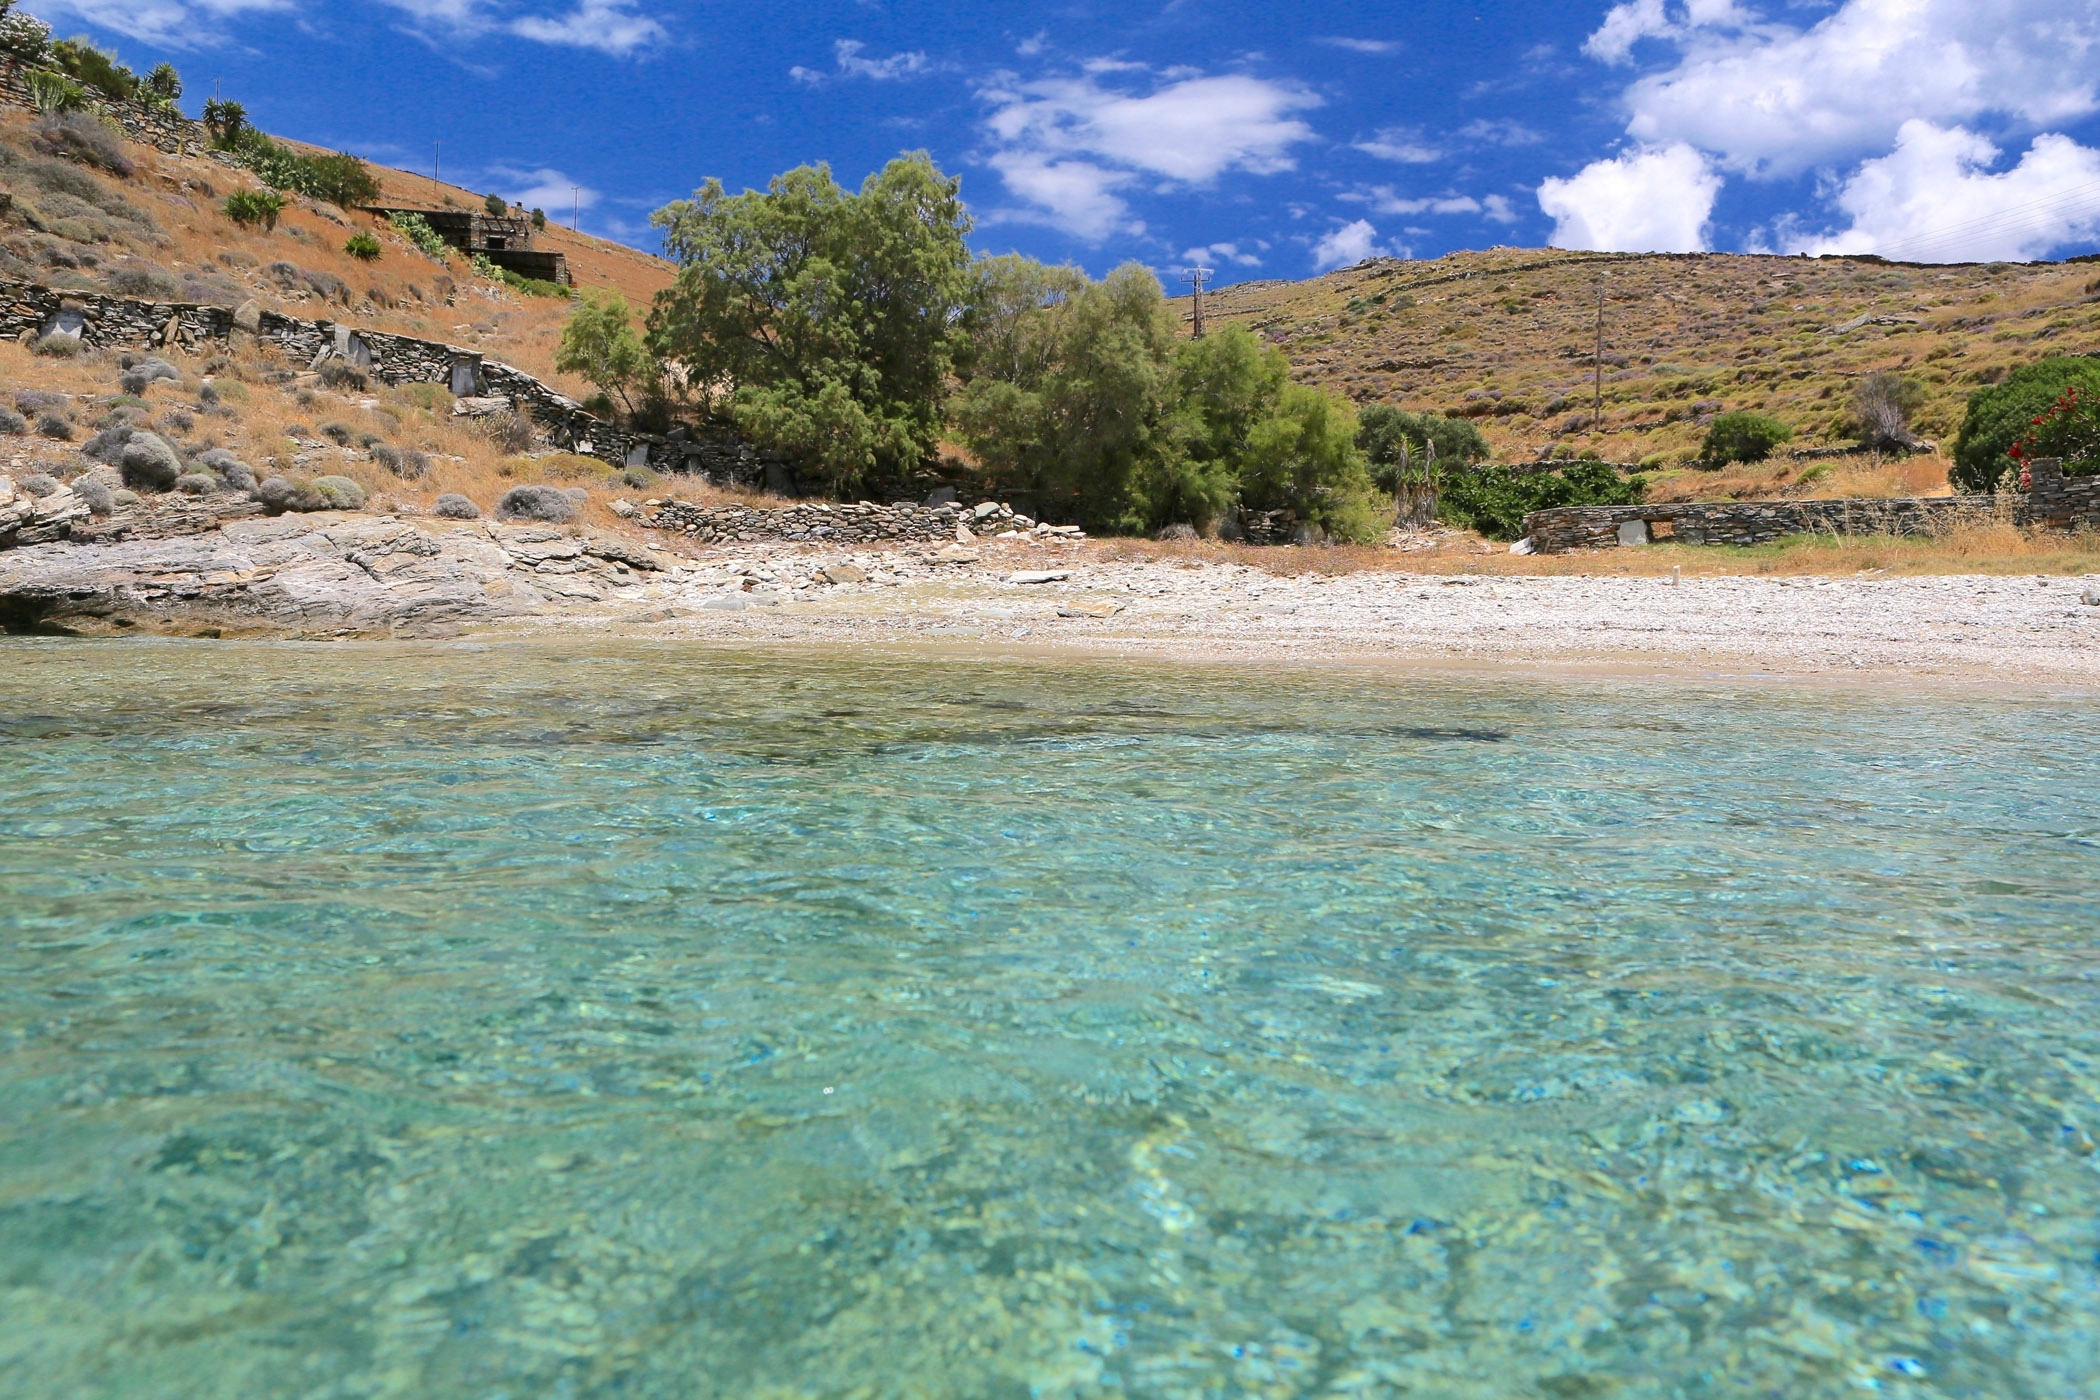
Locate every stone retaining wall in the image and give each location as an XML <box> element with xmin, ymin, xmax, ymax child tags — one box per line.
<box><xmin>0</xmin><ymin>60</ymin><xmax>207</xmax><ymax>158</ymax></box>
<box><xmin>0</xmin><ymin>278</ymin><xmax>781</xmax><ymax>487</ymax></box>
<box><xmin>1524</xmin><ymin>495</ymin><xmax>2002</xmax><ymax>552</ymax></box>
<box><xmin>2025</xmin><ymin>457</ymin><xmax>2100</xmax><ymax>532</ymax></box>
<box><xmin>640</xmin><ymin>497</ymin><xmax>1067</xmax><ymax>546</ymax></box>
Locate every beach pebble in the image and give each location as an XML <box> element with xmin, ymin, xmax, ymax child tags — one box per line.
<box><xmin>2082</xmin><ymin>584</ymin><xmax>2100</xmax><ymax>606</ymax></box>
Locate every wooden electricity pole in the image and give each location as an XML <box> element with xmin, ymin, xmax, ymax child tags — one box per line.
<box><xmin>1182</xmin><ymin>266</ymin><xmax>1214</xmax><ymax>338</ymax></box>
<box><xmin>1591</xmin><ymin>278</ymin><xmax>1606</xmax><ymax>437</ymax></box>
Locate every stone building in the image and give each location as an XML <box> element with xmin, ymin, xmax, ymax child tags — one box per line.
<box><xmin>363</xmin><ymin>206</ymin><xmax>571</xmax><ymax>286</ymax></box>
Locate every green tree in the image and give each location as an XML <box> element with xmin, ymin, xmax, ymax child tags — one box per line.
<box><xmin>955</xmin><ymin>262</ymin><xmax>1185</xmax><ymax>532</ymax></box>
<box><xmin>1439</xmin><ymin>462</ymin><xmax>1644</xmax><ymax>542</ymax></box>
<box><xmin>1355</xmin><ymin>406</ymin><xmax>1490</xmax><ymax>493</ymax></box>
<box><xmin>556</xmin><ymin>291</ymin><xmax>661</xmax><ymax>416</ymax></box>
<box><xmin>1237</xmin><ymin>384</ymin><xmax>1381</xmax><ymax>542</ymax></box>
<box><xmin>649</xmin><ymin>153</ymin><xmax>975</xmax><ymax>494</ymax></box>
<box><xmin>1953</xmin><ymin>357</ymin><xmax>2100</xmax><ymax>491</ymax></box>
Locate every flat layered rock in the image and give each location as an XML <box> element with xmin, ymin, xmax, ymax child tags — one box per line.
<box><xmin>0</xmin><ymin>514</ymin><xmax>545</xmax><ymax>635</ymax></box>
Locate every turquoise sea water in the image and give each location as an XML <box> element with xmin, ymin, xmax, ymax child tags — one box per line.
<box><xmin>1</xmin><ymin>639</ymin><xmax>2096</xmax><ymax>1399</ymax></box>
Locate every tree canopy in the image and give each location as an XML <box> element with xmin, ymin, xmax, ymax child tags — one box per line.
<box><xmin>648</xmin><ymin>153</ymin><xmax>975</xmax><ymax>495</ymax></box>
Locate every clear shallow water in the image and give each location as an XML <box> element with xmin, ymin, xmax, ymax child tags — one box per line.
<box><xmin>1</xmin><ymin>641</ymin><xmax>2097</xmax><ymax>1400</ymax></box>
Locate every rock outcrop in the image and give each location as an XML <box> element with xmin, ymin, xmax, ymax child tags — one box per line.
<box><xmin>0</xmin><ymin>514</ymin><xmax>668</xmax><ymax>635</ymax></box>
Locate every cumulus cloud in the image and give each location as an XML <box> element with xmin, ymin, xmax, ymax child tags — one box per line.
<box><xmin>1312</xmin><ymin>219</ymin><xmax>1391</xmax><ymax>271</ymax></box>
<box><xmin>1600</xmin><ymin>0</ymin><xmax>2100</xmax><ymax>178</ymax></box>
<box><xmin>978</xmin><ymin>65</ymin><xmax>1320</xmax><ymax>239</ymax></box>
<box><xmin>1537</xmin><ymin>142</ymin><xmax>1722</xmax><ymax>251</ymax></box>
<box><xmin>1779</xmin><ymin>120</ymin><xmax>2100</xmax><ymax>261</ymax></box>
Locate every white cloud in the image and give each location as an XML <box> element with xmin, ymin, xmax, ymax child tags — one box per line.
<box><xmin>484</xmin><ymin>164</ymin><xmax>600</xmax><ymax>216</ymax></box>
<box><xmin>504</xmin><ymin>0</ymin><xmax>665</xmax><ymax>56</ymax></box>
<box><xmin>1537</xmin><ymin>142</ymin><xmax>1722</xmax><ymax>251</ymax></box>
<box><xmin>1312</xmin><ymin>219</ymin><xmax>1391</xmax><ymax>271</ymax></box>
<box><xmin>1351</xmin><ymin>186</ymin><xmax>1482</xmax><ymax>216</ymax></box>
<box><xmin>1481</xmin><ymin>193</ymin><xmax>1520</xmax><ymax>223</ymax></box>
<box><xmin>1457</xmin><ymin>118</ymin><xmax>1544</xmax><ymax>147</ymax></box>
<box><xmin>983</xmin><ymin>153</ymin><xmax>1137</xmax><ymax>242</ymax></box>
<box><xmin>1315</xmin><ymin>37</ymin><xmax>1402</xmax><ymax>54</ymax></box>
<box><xmin>1183</xmin><ymin>241</ymin><xmax>1264</xmax><ymax>267</ymax></box>
<box><xmin>1353</xmin><ymin>127</ymin><xmax>1441</xmax><ymax>163</ymax></box>
<box><xmin>1600</xmin><ymin>0</ymin><xmax>2100</xmax><ymax>178</ymax></box>
<box><xmin>30</xmin><ymin>0</ymin><xmax>291</xmax><ymax>48</ymax></box>
<box><xmin>978</xmin><ymin>64</ymin><xmax>1319</xmax><ymax>239</ymax></box>
<box><xmin>833</xmin><ymin>39</ymin><xmax>930</xmax><ymax>80</ymax></box>
<box><xmin>1780</xmin><ymin>119</ymin><xmax>2100</xmax><ymax>261</ymax></box>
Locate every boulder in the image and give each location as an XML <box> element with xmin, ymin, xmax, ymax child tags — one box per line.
<box><xmin>232</xmin><ymin>299</ymin><xmax>262</xmax><ymax>333</ymax></box>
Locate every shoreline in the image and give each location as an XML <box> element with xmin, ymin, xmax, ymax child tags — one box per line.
<box><xmin>5</xmin><ymin>513</ymin><xmax>2096</xmax><ymax>690</ymax></box>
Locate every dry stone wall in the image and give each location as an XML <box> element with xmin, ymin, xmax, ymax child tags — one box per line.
<box><xmin>639</xmin><ymin>497</ymin><xmax>1064</xmax><ymax>546</ymax></box>
<box><xmin>0</xmin><ymin>62</ymin><xmax>207</xmax><ymax>157</ymax></box>
<box><xmin>2024</xmin><ymin>457</ymin><xmax>2100</xmax><ymax>533</ymax></box>
<box><xmin>1524</xmin><ymin>495</ymin><xmax>2002</xmax><ymax>552</ymax></box>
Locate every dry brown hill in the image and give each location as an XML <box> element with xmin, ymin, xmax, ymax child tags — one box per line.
<box><xmin>0</xmin><ymin>104</ymin><xmax>676</xmax><ymax>401</ymax></box>
<box><xmin>1172</xmin><ymin>248</ymin><xmax>2100</xmax><ymax>501</ymax></box>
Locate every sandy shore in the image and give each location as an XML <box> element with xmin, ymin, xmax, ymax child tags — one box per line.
<box><xmin>514</xmin><ymin>537</ymin><xmax>2100</xmax><ymax>685</ymax></box>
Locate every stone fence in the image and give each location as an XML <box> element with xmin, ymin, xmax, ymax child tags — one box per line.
<box><xmin>640</xmin><ymin>497</ymin><xmax>1065</xmax><ymax>546</ymax></box>
<box><xmin>0</xmin><ymin>278</ymin><xmax>782</xmax><ymax>487</ymax></box>
<box><xmin>2025</xmin><ymin>457</ymin><xmax>2100</xmax><ymax>533</ymax></box>
<box><xmin>1520</xmin><ymin>470</ymin><xmax>2099</xmax><ymax>553</ymax></box>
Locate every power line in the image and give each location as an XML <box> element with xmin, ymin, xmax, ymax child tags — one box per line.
<box><xmin>1818</xmin><ymin>177</ymin><xmax>2100</xmax><ymax>263</ymax></box>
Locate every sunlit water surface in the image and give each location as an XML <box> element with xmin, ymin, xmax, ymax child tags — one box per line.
<box><xmin>2</xmin><ymin>639</ymin><xmax>2097</xmax><ymax>1399</ymax></box>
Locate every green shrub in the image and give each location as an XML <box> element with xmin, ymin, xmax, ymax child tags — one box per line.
<box><xmin>201</xmin><ymin>98</ymin><xmax>245</xmax><ymax>145</ymax></box>
<box><xmin>484</xmin><ymin>192</ymin><xmax>508</xmax><ymax>216</ymax></box>
<box><xmin>531</xmin><ymin>207</ymin><xmax>546</xmax><ymax>230</ymax></box>
<box><xmin>24</xmin><ymin>69</ymin><xmax>85</xmax><ymax>114</ymax></box>
<box><xmin>223</xmin><ymin>189</ymin><xmax>284</xmax><ymax>230</ymax></box>
<box><xmin>2011</xmin><ymin>384</ymin><xmax>2100</xmax><ymax>478</ymax></box>
<box><xmin>1440</xmin><ymin>461</ymin><xmax>1644</xmax><ymax>541</ymax></box>
<box><xmin>390</xmin><ymin>211</ymin><xmax>450</xmax><ymax>258</ymax></box>
<box><xmin>344</xmin><ymin>231</ymin><xmax>381</xmax><ymax>261</ymax></box>
<box><xmin>52</xmin><ymin>36</ymin><xmax>135</xmax><ymax>100</ymax></box>
<box><xmin>1701</xmin><ymin>410</ymin><xmax>1793</xmax><ymax>464</ymax></box>
<box><xmin>144</xmin><ymin>62</ymin><xmax>181</xmax><ymax>102</ymax></box>
<box><xmin>1953</xmin><ymin>357</ymin><xmax>2100</xmax><ymax>492</ymax></box>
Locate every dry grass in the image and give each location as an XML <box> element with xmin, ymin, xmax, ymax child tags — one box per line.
<box><xmin>0</xmin><ymin>104</ymin><xmax>672</xmax><ymax>402</ymax></box>
<box><xmin>1092</xmin><ymin>514</ymin><xmax>2100</xmax><ymax>579</ymax></box>
<box><xmin>1181</xmin><ymin>247</ymin><xmax>2100</xmax><ymax>474</ymax></box>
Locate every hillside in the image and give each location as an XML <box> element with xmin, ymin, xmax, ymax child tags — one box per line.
<box><xmin>1173</xmin><ymin>249</ymin><xmax>2100</xmax><ymax>501</ymax></box>
<box><xmin>0</xmin><ymin>100</ymin><xmax>676</xmax><ymax>402</ymax></box>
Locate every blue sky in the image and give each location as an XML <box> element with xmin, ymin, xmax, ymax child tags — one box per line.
<box><xmin>30</xmin><ymin>0</ymin><xmax>2100</xmax><ymax>282</ymax></box>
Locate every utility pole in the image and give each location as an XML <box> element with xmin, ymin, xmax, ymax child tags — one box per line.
<box><xmin>572</xmin><ymin>187</ymin><xmax>581</xmax><ymax>232</ymax></box>
<box><xmin>1591</xmin><ymin>278</ymin><xmax>1606</xmax><ymax>437</ymax></box>
<box><xmin>433</xmin><ymin>140</ymin><xmax>440</xmax><ymax>186</ymax></box>
<box><xmin>1182</xmin><ymin>265</ymin><xmax>1213</xmax><ymax>338</ymax></box>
